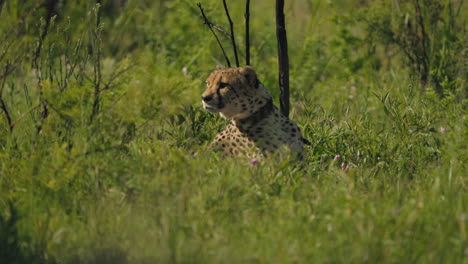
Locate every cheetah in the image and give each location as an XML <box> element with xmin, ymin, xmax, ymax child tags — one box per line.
<box><xmin>201</xmin><ymin>66</ymin><xmax>304</xmax><ymax>160</ymax></box>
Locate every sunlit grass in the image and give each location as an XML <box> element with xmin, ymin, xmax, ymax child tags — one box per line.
<box><xmin>0</xmin><ymin>0</ymin><xmax>466</xmax><ymax>263</ymax></box>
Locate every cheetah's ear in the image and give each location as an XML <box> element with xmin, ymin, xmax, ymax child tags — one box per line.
<box><xmin>239</xmin><ymin>66</ymin><xmax>259</xmax><ymax>89</ymax></box>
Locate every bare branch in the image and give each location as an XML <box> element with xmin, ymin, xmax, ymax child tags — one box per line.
<box><xmin>101</xmin><ymin>63</ymin><xmax>136</xmax><ymax>92</ymax></box>
<box><xmin>10</xmin><ymin>104</ymin><xmax>41</xmax><ymax>129</ymax></box>
<box><xmin>222</xmin><ymin>0</ymin><xmax>240</xmax><ymax>67</ymax></box>
<box><xmin>244</xmin><ymin>0</ymin><xmax>251</xmax><ymax>65</ymax></box>
<box><xmin>0</xmin><ymin>100</ymin><xmax>12</xmax><ymax>132</ymax></box>
<box><xmin>0</xmin><ymin>40</ymin><xmax>14</xmax><ymax>63</ymax></box>
<box><xmin>413</xmin><ymin>0</ymin><xmax>429</xmax><ymax>87</ymax></box>
<box><xmin>0</xmin><ymin>62</ymin><xmax>13</xmax><ymax>132</ymax></box>
<box><xmin>197</xmin><ymin>2</ymin><xmax>231</xmax><ymax>67</ymax></box>
<box><xmin>210</xmin><ymin>24</ymin><xmax>231</xmax><ymax>39</ymax></box>
<box><xmin>45</xmin><ymin>99</ymin><xmax>74</xmax><ymax>126</ymax></box>
<box><xmin>32</xmin><ymin>0</ymin><xmax>60</xmax><ymax>134</ymax></box>
<box><xmin>90</xmin><ymin>1</ymin><xmax>103</xmax><ymax>124</ymax></box>
<box><xmin>33</xmin><ymin>0</ymin><xmax>59</xmax><ymax>67</ymax></box>
<box><xmin>0</xmin><ymin>61</ymin><xmax>17</xmax><ymax>90</ymax></box>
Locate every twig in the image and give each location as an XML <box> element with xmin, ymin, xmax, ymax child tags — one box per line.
<box><xmin>0</xmin><ymin>39</ymin><xmax>14</xmax><ymax>63</ymax></box>
<box><xmin>32</xmin><ymin>0</ymin><xmax>58</xmax><ymax>67</ymax></box>
<box><xmin>223</xmin><ymin>0</ymin><xmax>240</xmax><ymax>67</ymax></box>
<box><xmin>276</xmin><ymin>0</ymin><xmax>290</xmax><ymax>117</ymax></box>
<box><xmin>0</xmin><ymin>62</ymin><xmax>13</xmax><ymax>132</ymax></box>
<box><xmin>210</xmin><ymin>24</ymin><xmax>232</xmax><ymax>39</ymax></box>
<box><xmin>33</xmin><ymin>0</ymin><xmax>58</xmax><ymax>134</ymax></box>
<box><xmin>0</xmin><ymin>100</ymin><xmax>12</xmax><ymax>132</ymax></box>
<box><xmin>10</xmin><ymin>104</ymin><xmax>41</xmax><ymax>129</ymax></box>
<box><xmin>0</xmin><ymin>42</ymin><xmax>22</xmax><ymax>132</ymax></box>
<box><xmin>64</xmin><ymin>39</ymin><xmax>83</xmax><ymax>86</ymax></box>
<box><xmin>364</xmin><ymin>17</ymin><xmax>418</xmax><ymax>68</ymax></box>
<box><xmin>90</xmin><ymin>2</ymin><xmax>102</xmax><ymax>124</ymax></box>
<box><xmin>101</xmin><ymin>63</ymin><xmax>136</xmax><ymax>92</ymax></box>
<box><xmin>197</xmin><ymin>2</ymin><xmax>231</xmax><ymax>67</ymax></box>
<box><xmin>413</xmin><ymin>0</ymin><xmax>429</xmax><ymax>88</ymax></box>
<box><xmin>45</xmin><ymin>99</ymin><xmax>74</xmax><ymax>126</ymax></box>
<box><xmin>0</xmin><ymin>60</ymin><xmax>17</xmax><ymax>89</ymax></box>
<box><xmin>99</xmin><ymin>90</ymin><xmax>127</xmax><ymax>116</ymax></box>
<box><xmin>244</xmin><ymin>0</ymin><xmax>250</xmax><ymax>65</ymax></box>
<box><xmin>189</xmin><ymin>3</ymin><xmax>232</xmax><ymax>39</ymax></box>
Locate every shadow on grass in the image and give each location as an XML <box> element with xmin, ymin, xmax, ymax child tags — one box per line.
<box><xmin>0</xmin><ymin>202</ymin><xmax>42</xmax><ymax>264</ymax></box>
<box><xmin>70</xmin><ymin>248</ymin><xmax>128</xmax><ymax>264</ymax></box>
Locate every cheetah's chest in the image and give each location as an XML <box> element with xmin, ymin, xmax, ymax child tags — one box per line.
<box><xmin>211</xmin><ymin>108</ymin><xmax>302</xmax><ymax>157</ymax></box>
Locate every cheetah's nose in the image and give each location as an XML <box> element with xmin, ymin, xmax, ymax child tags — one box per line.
<box><xmin>201</xmin><ymin>95</ymin><xmax>213</xmax><ymax>102</ymax></box>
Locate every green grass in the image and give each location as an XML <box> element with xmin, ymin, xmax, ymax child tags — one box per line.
<box><xmin>0</xmin><ymin>0</ymin><xmax>467</xmax><ymax>263</ymax></box>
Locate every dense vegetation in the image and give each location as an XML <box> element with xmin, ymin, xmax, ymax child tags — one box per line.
<box><xmin>0</xmin><ymin>0</ymin><xmax>466</xmax><ymax>263</ymax></box>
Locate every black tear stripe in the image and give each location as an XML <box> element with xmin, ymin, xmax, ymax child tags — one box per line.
<box><xmin>216</xmin><ymin>85</ymin><xmax>224</xmax><ymax>109</ymax></box>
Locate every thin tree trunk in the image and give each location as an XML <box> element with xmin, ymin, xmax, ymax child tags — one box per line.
<box><xmin>245</xmin><ymin>0</ymin><xmax>250</xmax><ymax>65</ymax></box>
<box><xmin>276</xmin><ymin>0</ymin><xmax>290</xmax><ymax>117</ymax></box>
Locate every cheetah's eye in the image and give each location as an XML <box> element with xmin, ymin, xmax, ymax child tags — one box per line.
<box><xmin>206</xmin><ymin>81</ymin><xmax>210</xmax><ymax>87</ymax></box>
<box><xmin>219</xmin><ymin>82</ymin><xmax>228</xmax><ymax>88</ymax></box>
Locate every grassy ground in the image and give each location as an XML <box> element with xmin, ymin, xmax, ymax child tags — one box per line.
<box><xmin>0</xmin><ymin>0</ymin><xmax>467</xmax><ymax>263</ymax></box>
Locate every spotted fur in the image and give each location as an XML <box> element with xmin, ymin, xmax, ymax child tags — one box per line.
<box><xmin>202</xmin><ymin>66</ymin><xmax>303</xmax><ymax>160</ymax></box>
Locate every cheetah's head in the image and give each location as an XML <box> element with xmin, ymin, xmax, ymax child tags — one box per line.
<box><xmin>201</xmin><ymin>66</ymin><xmax>271</xmax><ymax>119</ymax></box>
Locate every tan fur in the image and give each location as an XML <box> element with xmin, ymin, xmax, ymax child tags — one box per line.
<box><xmin>202</xmin><ymin>66</ymin><xmax>303</xmax><ymax>160</ymax></box>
